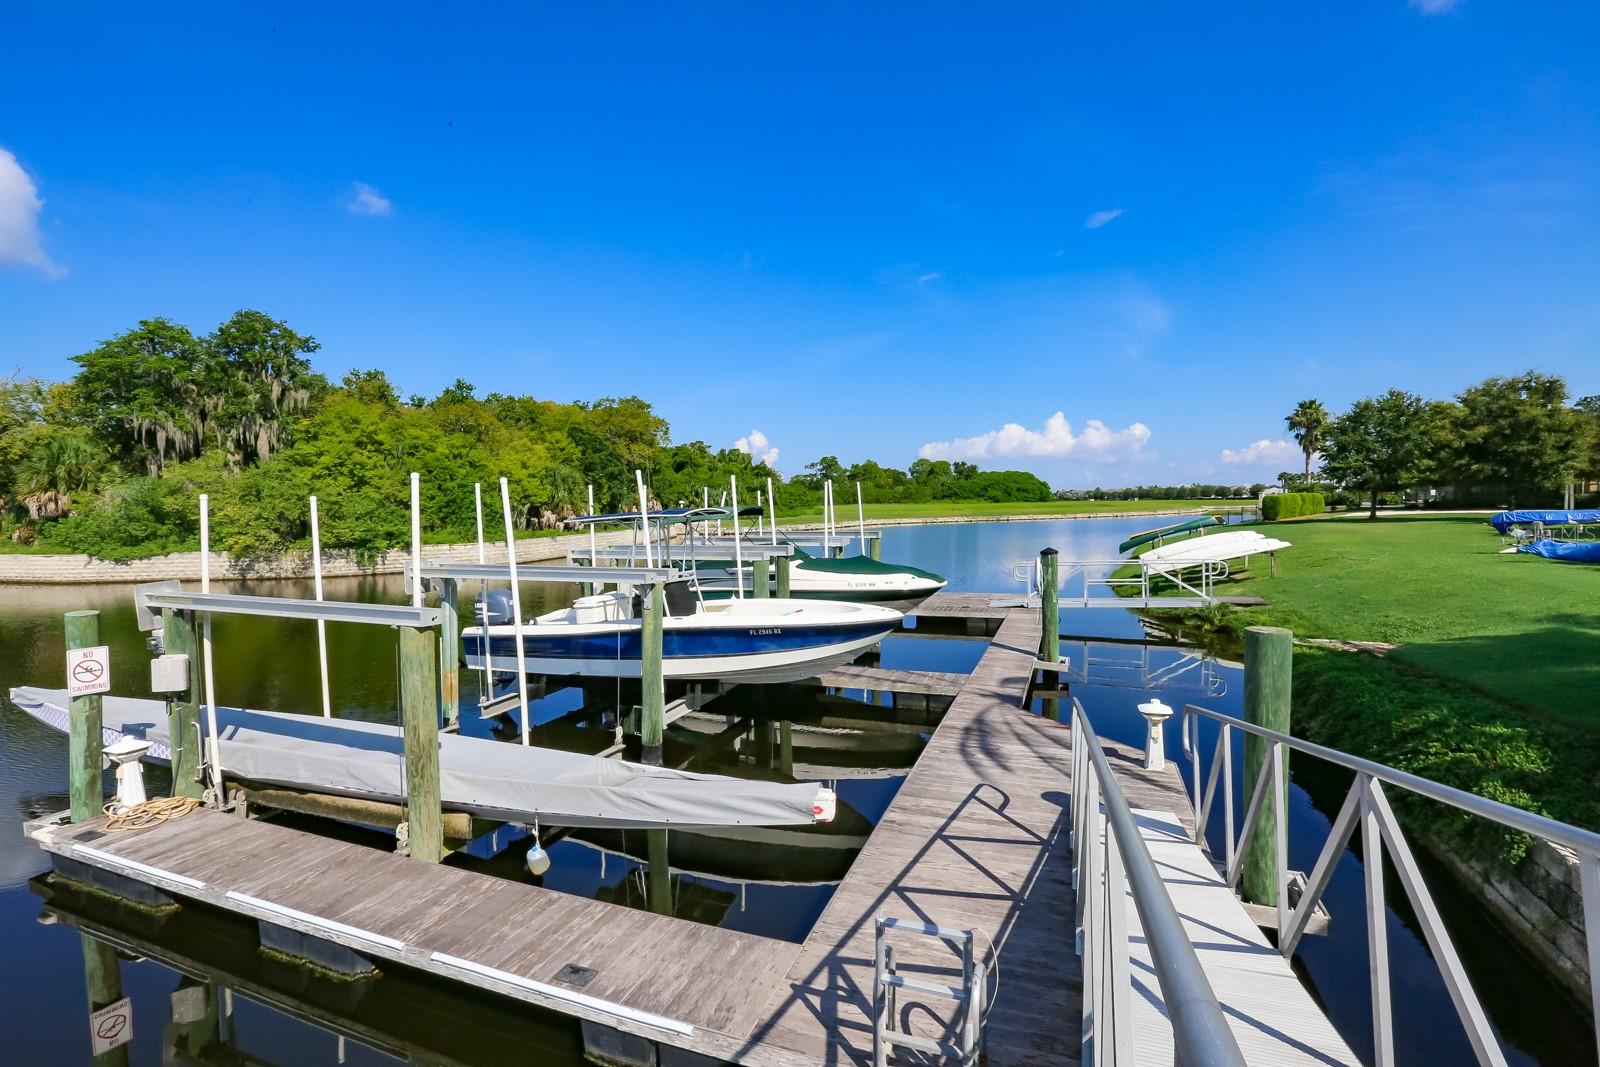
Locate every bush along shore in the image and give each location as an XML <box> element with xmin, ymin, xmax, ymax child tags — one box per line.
<box><xmin>1147</xmin><ymin>513</ymin><xmax>1600</xmax><ymax>1000</ymax></box>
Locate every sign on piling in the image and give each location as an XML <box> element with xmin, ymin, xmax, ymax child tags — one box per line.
<box><xmin>67</xmin><ymin>645</ymin><xmax>111</xmax><ymax>697</ymax></box>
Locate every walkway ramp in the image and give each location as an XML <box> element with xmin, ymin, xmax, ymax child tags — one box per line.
<box><xmin>1127</xmin><ymin>808</ymin><xmax>1359</xmax><ymax>1066</ymax></box>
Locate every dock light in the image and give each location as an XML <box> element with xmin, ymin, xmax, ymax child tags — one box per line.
<box><xmin>526</xmin><ymin>837</ymin><xmax>552</xmax><ymax>876</ymax></box>
<box><xmin>1136</xmin><ymin>698</ymin><xmax>1175</xmax><ymax>772</ymax></box>
<box><xmin>104</xmin><ymin>736</ymin><xmax>154</xmax><ymax>810</ymax></box>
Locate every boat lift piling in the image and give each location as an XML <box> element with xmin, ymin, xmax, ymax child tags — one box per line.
<box><xmin>65</xmin><ymin>609</ymin><xmax>105</xmax><ymax>823</ymax></box>
<box><xmin>309</xmin><ymin>495</ymin><xmax>332</xmax><ymax>718</ymax></box>
<box><xmin>1241</xmin><ymin>625</ymin><xmax>1293</xmax><ymax>907</ymax></box>
<box><xmin>161</xmin><ymin>604</ymin><xmax>203</xmax><ymax>799</ymax></box>
<box><xmin>499</xmin><ymin>477</ymin><xmax>532</xmax><ymax>745</ymax></box>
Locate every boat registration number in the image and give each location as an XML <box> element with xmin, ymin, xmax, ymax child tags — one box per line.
<box><xmin>748</xmin><ymin>628</ymin><xmax>782</xmax><ymax>636</ymax></box>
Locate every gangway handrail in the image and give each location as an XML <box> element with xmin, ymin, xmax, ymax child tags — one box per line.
<box><xmin>1071</xmin><ymin>698</ymin><xmax>1247</xmax><ymax>1067</ymax></box>
<box><xmin>1181</xmin><ymin>703</ymin><xmax>1600</xmax><ymax>1066</ymax></box>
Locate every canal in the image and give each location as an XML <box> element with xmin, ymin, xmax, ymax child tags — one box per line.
<box><xmin>0</xmin><ymin>517</ymin><xmax>1588</xmax><ymax>1064</ymax></box>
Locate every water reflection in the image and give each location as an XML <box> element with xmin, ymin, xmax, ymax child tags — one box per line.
<box><xmin>35</xmin><ymin>873</ymin><xmax>585</xmax><ymax>1065</ymax></box>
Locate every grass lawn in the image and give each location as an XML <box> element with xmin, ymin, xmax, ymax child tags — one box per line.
<box><xmin>773</xmin><ymin>498</ymin><xmax>1247</xmax><ymax>527</ymax></box>
<box><xmin>1216</xmin><ymin>513</ymin><xmax>1600</xmax><ymax>725</ymax></box>
<box><xmin>1160</xmin><ymin>512</ymin><xmax>1600</xmax><ymax>858</ymax></box>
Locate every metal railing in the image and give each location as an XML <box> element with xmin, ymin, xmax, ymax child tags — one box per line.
<box><xmin>1009</xmin><ymin>558</ymin><xmax>1228</xmax><ymax>606</ymax></box>
<box><xmin>1071</xmin><ymin>699</ymin><xmax>1247</xmax><ymax>1067</ymax></box>
<box><xmin>1181</xmin><ymin>703</ymin><xmax>1600</xmax><ymax>1067</ymax></box>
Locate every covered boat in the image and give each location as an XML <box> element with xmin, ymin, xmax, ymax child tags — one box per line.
<box><xmin>8</xmin><ymin>686</ymin><xmax>834</xmax><ymax>830</ymax></box>
<box><xmin>1139</xmin><ymin>529</ymin><xmax>1291</xmax><ymax>573</ymax></box>
<box><xmin>1489</xmin><ymin>510</ymin><xmax>1600</xmax><ymax>534</ymax></box>
<box><xmin>463</xmin><ymin>580</ymin><xmax>901</xmax><ymax>683</ymax></box>
<box><xmin>1516</xmin><ymin>538</ymin><xmax>1600</xmax><ymax>564</ymax></box>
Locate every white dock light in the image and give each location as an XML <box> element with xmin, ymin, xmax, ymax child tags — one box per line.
<box><xmin>1137</xmin><ymin>698</ymin><xmax>1175</xmax><ymax>771</ymax></box>
<box><xmin>104</xmin><ymin>736</ymin><xmax>153</xmax><ymax>810</ymax></box>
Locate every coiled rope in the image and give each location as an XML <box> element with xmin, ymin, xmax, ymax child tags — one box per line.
<box><xmin>103</xmin><ymin>795</ymin><xmax>201</xmax><ymax>832</ymax></box>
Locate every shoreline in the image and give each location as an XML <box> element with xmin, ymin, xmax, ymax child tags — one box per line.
<box><xmin>0</xmin><ymin>506</ymin><xmax>1243</xmax><ymax>585</ymax></box>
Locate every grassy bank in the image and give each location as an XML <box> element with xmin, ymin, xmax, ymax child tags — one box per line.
<box><xmin>1161</xmin><ymin>513</ymin><xmax>1600</xmax><ymax>862</ymax></box>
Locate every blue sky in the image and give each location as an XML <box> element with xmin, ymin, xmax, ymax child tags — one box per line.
<box><xmin>2</xmin><ymin>2</ymin><xmax>1597</xmax><ymax>487</ymax></box>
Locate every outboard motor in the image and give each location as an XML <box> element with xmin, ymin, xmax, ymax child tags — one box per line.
<box><xmin>477</xmin><ymin>587</ymin><xmax>518</xmax><ymax>626</ymax></box>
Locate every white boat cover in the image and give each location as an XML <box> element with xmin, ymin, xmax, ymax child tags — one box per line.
<box><xmin>1140</xmin><ymin>531</ymin><xmax>1292</xmax><ymax>572</ymax></box>
<box><xmin>8</xmin><ymin>686</ymin><xmax>827</xmax><ymax>831</ymax></box>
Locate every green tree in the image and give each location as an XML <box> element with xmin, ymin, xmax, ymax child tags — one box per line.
<box><xmin>1447</xmin><ymin>372</ymin><xmax>1588</xmax><ymax>506</ymax></box>
<box><xmin>1285</xmin><ymin>399</ymin><xmax>1330</xmax><ymax>481</ymax></box>
<box><xmin>71</xmin><ymin>317</ymin><xmax>208</xmax><ymax>473</ymax></box>
<box><xmin>203</xmin><ymin>309</ymin><xmax>324</xmax><ymax>466</ymax></box>
<box><xmin>1320</xmin><ymin>390</ymin><xmax>1433</xmax><ymax>519</ymax></box>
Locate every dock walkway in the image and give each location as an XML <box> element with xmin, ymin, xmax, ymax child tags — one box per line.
<box><xmin>32</xmin><ymin>603</ymin><xmax>1351</xmax><ymax>1066</ymax></box>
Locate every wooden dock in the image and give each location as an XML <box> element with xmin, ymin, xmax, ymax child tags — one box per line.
<box><xmin>30</xmin><ymin>602</ymin><xmax>1349</xmax><ymax>1066</ymax></box>
<box><xmin>813</xmin><ymin>664</ymin><xmax>968</xmax><ymax>698</ymax></box>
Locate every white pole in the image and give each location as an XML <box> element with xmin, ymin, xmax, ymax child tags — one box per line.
<box><xmin>824</xmin><ymin>480</ymin><xmax>833</xmax><ymax>552</ymax></box>
<box><xmin>856</xmin><ymin>481</ymin><xmax>866</xmax><ymax>556</ymax></box>
<box><xmin>767</xmin><ymin>476</ymin><xmax>777</xmax><ymax>546</ymax></box>
<box><xmin>730</xmin><ymin>474</ymin><xmax>744</xmax><ymax>599</ymax></box>
<box><xmin>756</xmin><ymin>490</ymin><xmax>764</xmax><ymax>538</ymax></box>
<box><xmin>635</xmin><ymin>470</ymin><xmax>655</xmax><ymax>568</ymax></box>
<box><xmin>499</xmin><ymin>478</ymin><xmax>531</xmax><ymax>745</ymax></box>
<box><xmin>198</xmin><ymin>494</ymin><xmax>223</xmax><ymax>801</ymax></box>
<box><xmin>409</xmin><ymin>472</ymin><xmax>423</xmax><ymax>609</ymax></box>
<box><xmin>474</xmin><ymin>482</ymin><xmax>492</xmax><ymax>704</ymax></box>
<box><xmin>310</xmin><ymin>495</ymin><xmax>332</xmax><ymax>718</ymax></box>
<box><xmin>587</xmin><ymin>484</ymin><xmax>598</xmax><ymax>567</ymax></box>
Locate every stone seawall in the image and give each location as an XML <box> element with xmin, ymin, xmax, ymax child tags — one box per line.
<box><xmin>0</xmin><ymin>529</ymin><xmax>639</xmax><ymax>585</ymax></box>
<box><xmin>0</xmin><ymin>507</ymin><xmax>1247</xmax><ymax>585</ymax></box>
<box><xmin>1434</xmin><ymin>840</ymin><xmax>1592</xmax><ymax>1005</ymax></box>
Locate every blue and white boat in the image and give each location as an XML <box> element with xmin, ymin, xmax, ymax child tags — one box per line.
<box><xmin>462</xmin><ymin>579</ymin><xmax>901</xmax><ymax>683</ymax></box>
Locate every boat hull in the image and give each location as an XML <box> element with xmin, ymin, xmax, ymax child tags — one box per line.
<box><xmin>463</xmin><ymin>601</ymin><xmax>901</xmax><ymax>683</ymax></box>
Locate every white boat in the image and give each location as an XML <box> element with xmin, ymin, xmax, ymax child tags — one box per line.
<box><xmin>463</xmin><ymin>580</ymin><xmax>902</xmax><ymax>684</ymax></box>
<box><xmin>691</xmin><ymin>548</ymin><xmax>948</xmax><ymax>611</ymax></box>
<box><xmin>1139</xmin><ymin>529</ymin><xmax>1291</xmax><ymax>573</ymax></box>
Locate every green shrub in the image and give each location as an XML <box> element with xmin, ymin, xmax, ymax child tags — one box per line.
<box><xmin>1261</xmin><ymin>492</ymin><xmax>1325</xmax><ymax>520</ymax></box>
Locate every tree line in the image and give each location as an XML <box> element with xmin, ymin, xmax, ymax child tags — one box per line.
<box><xmin>1282</xmin><ymin>374</ymin><xmax>1600</xmax><ymax>517</ymax></box>
<box><xmin>0</xmin><ymin>311</ymin><xmax>1056</xmax><ymax>559</ymax></box>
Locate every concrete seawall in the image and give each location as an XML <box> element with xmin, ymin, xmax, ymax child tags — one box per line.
<box><xmin>0</xmin><ymin>507</ymin><xmax>1245</xmax><ymax>585</ymax></box>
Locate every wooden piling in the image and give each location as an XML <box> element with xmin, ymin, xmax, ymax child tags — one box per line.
<box><xmin>775</xmin><ymin>555</ymin><xmax>791</xmax><ymax>598</ymax></box>
<box><xmin>161</xmin><ymin>609</ymin><xmax>203</xmax><ymax>799</ymax></box>
<box><xmin>752</xmin><ymin>557</ymin><xmax>770</xmax><ymax>598</ymax></box>
<box><xmin>779</xmin><ymin>720</ymin><xmax>793</xmax><ymax>777</ymax></box>
<box><xmin>869</xmin><ymin>535</ymin><xmax>881</xmax><ymax>561</ymax></box>
<box><xmin>80</xmin><ymin>933</ymin><xmax>128</xmax><ymax>1067</ymax></box>
<box><xmin>65</xmin><ymin>611</ymin><xmax>105</xmax><ymax>823</ymax></box>
<box><xmin>438</xmin><ymin>577</ymin><xmax>460</xmax><ymax>726</ymax></box>
<box><xmin>646</xmin><ymin>829</ymin><xmax>672</xmax><ymax>916</ymax></box>
<box><xmin>1039</xmin><ymin>549</ymin><xmax>1062</xmax><ymax>721</ymax></box>
<box><xmin>640</xmin><ymin>582</ymin><xmax>665</xmax><ymax>765</ymax></box>
<box><xmin>1242</xmin><ymin>625</ymin><xmax>1293</xmax><ymax>906</ymax></box>
<box><xmin>399</xmin><ymin>625</ymin><xmax>444</xmax><ymax>863</ymax></box>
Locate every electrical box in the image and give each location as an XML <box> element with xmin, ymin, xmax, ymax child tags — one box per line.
<box><xmin>150</xmin><ymin>653</ymin><xmax>190</xmax><ymax>694</ymax></box>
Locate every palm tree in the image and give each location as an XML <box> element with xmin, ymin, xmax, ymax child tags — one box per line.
<box><xmin>15</xmin><ymin>433</ymin><xmax>107</xmax><ymax>520</ymax></box>
<box><xmin>1285</xmin><ymin>399</ymin><xmax>1330</xmax><ymax>481</ymax></box>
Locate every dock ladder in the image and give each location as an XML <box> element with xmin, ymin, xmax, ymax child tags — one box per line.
<box><xmin>872</xmin><ymin>915</ymin><xmax>986</xmax><ymax>1065</ymax></box>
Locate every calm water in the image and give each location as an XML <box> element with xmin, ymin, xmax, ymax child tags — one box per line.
<box><xmin>0</xmin><ymin>517</ymin><xmax>1588</xmax><ymax>1064</ymax></box>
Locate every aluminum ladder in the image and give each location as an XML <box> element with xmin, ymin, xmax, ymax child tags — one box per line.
<box><xmin>872</xmin><ymin>916</ymin><xmax>986</xmax><ymax>1065</ymax></box>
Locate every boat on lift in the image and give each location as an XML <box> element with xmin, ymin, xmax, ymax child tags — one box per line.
<box><xmin>1137</xmin><ymin>529</ymin><xmax>1291</xmax><ymax>573</ymax></box>
<box><xmin>462</xmin><ymin>577</ymin><xmax>901</xmax><ymax>683</ymax></box>
<box><xmin>568</xmin><ymin>504</ymin><xmax>948</xmax><ymax>612</ymax></box>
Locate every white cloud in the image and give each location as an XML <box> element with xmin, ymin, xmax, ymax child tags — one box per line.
<box><xmin>346</xmin><ymin>181</ymin><xmax>393</xmax><ymax>216</ymax></box>
<box><xmin>0</xmin><ymin>149</ymin><xmax>64</xmax><ymax>278</ymax></box>
<box><xmin>1085</xmin><ymin>208</ymin><xmax>1124</xmax><ymax>229</ymax></box>
<box><xmin>734</xmin><ymin>429</ymin><xmax>780</xmax><ymax>467</ymax></box>
<box><xmin>1409</xmin><ymin>0</ymin><xmax>1460</xmax><ymax>14</ymax></box>
<box><xmin>1219</xmin><ymin>439</ymin><xmax>1306</xmax><ymax>466</ymax></box>
<box><xmin>919</xmin><ymin>411</ymin><xmax>1151</xmax><ymax>464</ymax></box>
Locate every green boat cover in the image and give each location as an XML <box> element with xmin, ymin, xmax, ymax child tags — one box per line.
<box><xmin>1118</xmin><ymin>515</ymin><xmax>1222</xmax><ymax>554</ymax></box>
<box><xmin>793</xmin><ymin>548</ymin><xmax>946</xmax><ymax>582</ymax></box>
